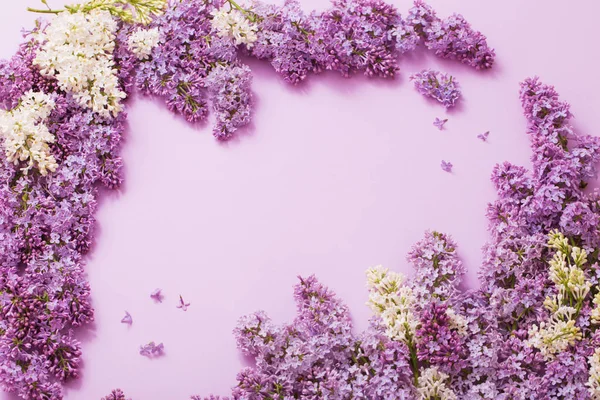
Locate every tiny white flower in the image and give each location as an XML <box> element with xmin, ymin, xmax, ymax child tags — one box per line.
<box><xmin>417</xmin><ymin>367</ymin><xmax>457</xmax><ymax>400</ymax></box>
<box><xmin>0</xmin><ymin>91</ymin><xmax>58</xmax><ymax>175</ymax></box>
<box><xmin>211</xmin><ymin>6</ymin><xmax>258</xmax><ymax>47</ymax></box>
<box><xmin>34</xmin><ymin>10</ymin><xmax>125</xmax><ymax>118</ymax></box>
<box><xmin>588</xmin><ymin>348</ymin><xmax>600</xmax><ymax>398</ymax></box>
<box><xmin>128</xmin><ymin>27</ymin><xmax>161</xmax><ymax>60</ymax></box>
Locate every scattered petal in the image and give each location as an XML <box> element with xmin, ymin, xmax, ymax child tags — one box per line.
<box><xmin>121</xmin><ymin>311</ymin><xmax>132</xmax><ymax>325</ymax></box>
<box><xmin>441</xmin><ymin>160</ymin><xmax>453</xmax><ymax>173</ymax></box>
<box><xmin>139</xmin><ymin>341</ymin><xmax>165</xmax><ymax>358</ymax></box>
<box><xmin>176</xmin><ymin>295</ymin><xmax>190</xmax><ymax>311</ymax></box>
<box><xmin>433</xmin><ymin>117</ymin><xmax>448</xmax><ymax>130</ymax></box>
<box><xmin>477</xmin><ymin>131</ymin><xmax>490</xmax><ymax>141</ymax></box>
<box><xmin>150</xmin><ymin>288</ymin><xmax>164</xmax><ymax>303</ymax></box>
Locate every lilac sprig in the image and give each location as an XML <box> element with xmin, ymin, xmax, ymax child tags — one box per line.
<box><xmin>411</xmin><ymin>69</ymin><xmax>461</xmax><ymax>108</ymax></box>
<box><xmin>101</xmin><ymin>389</ymin><xmax>131</xmax><ymax>400</ymax></box>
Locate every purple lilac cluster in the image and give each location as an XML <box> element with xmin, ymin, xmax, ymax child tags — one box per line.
<box><xmin>248</xmin><ymin>0</ymin><xmax>494</xmax><ymax>84</ymax></box>
<box><xmin>0</xmin><ymin>25</ymin><xmax>137</xmax><ymax>397</ymax></box>
<box><xmin>192</xmin><ymin>80</ymin><xmax>600</xmax><ymax>399</ymax></box>
<box><xmin>135</xmin><ymin>0</ymin><xmax>253</xmax><ymax>140</ymax></box>
<box><xmin>101</xmin><ymin>389</ymin><xmax>130</xmax><ymax>400</ymax></box>
<box><xmin>226</xmin><ymin>275</ymin><xmax>413</xmax><ymax>399</ymax></box>
<box><xmin>477</xmin><ymin>78</ymin><xmax>600</xmax><ymax>397</ymax></box>
<box><xmin>411</xmin><ymin>69</ymin><xmax>461</xmax><ymax>108</ymax></box>
<box><xmin>191</xmin><ymin>233</ymin><xmax>481</xmax><ymax>398</ymax></box>
<box><xmin>407</xmin><ymin>0</ymin><xmax>495</xmax><ymax>69</ymax></box>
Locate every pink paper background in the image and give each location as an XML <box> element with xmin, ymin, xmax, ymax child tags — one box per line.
<box><xmin>2</xmin><ymin>1</ymin><xmax>600</xmax><ymax>399</ymax></box>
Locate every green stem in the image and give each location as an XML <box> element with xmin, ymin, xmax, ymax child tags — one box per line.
<box><xmin>226</xmin><ymin>0</ymin><xmax>256</xmax><ymax>22</ymax></box>
<box><xmin>27</xmin><ymin>7</ymin><xmax>62</xmax><ymax>14</ymax></box>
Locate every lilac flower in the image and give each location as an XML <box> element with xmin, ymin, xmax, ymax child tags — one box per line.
<box><xmin>404</xmin><ymin>0</ymin><xmax>495</xmax><ymax>69</ymax></box>
<box><xmin>101</xmin><ymin>389</ymin><xmax>131</xmax><ymax>400</ymax></box>
<box><xmin>477</xmin><ymin>131</ymin><xmax>490</xmax><ymax>141</ymax></box>
<box><xmin>433</xmin><ymin>117</ymin><xmax>448</xmax><ymax>130</ymax></box>
<box><xmin>408</xmin><ymin>231</ymin><xmax>465</xmax><ymax>303</ymax></box>
<box><xmin>150</xmin><ymin>288</ymin><xmax>163</xmax><ymax>302</ymax></box>
<box><xmin>139</xmin><ymin>341</ymin><xmax>164</xmax><ymax>358</ymax></box>
<box><xmin>411</xmin><ymin>69</ymin><xmax>461</xmax><ymax>108</ymax></box>
<box><xmin>423</xmin><ymin>13</ymin><xmax>495</xmax><ymax>69</ymax></box>
<box><xmin>416</xmin><ymin>302</ymin><xmax>467</xmax><ymax>375</ymax></box>
<box><xmin>319</xmin><ymin>0</ymin><xmax>402</xmax><ymax>78</ymax></box>
<box><xmin>176</xmin><ymin>295</ymin><xmax>190</xmax><ymax>311</ymax></box>
<box><xmin>205</xmin><ymin>64</ymin><xmax>253</xmax><ymax>140</ymax></box>
<box><xmin>441</xmin><ymin>160</ymin><xmax>453</xmax><ymax>172</ymax></box>
<box><xmin>121</xmin><ymin>311</ymin><xmax>132</xmax><ymax>325</ymax></box>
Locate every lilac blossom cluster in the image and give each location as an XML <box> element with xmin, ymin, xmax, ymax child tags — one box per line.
<box><xmin>134</xmin><ymin>0</ymin><xmax>494</xmax><ymax>135</ymax></box>
<box><xmin>411</xmin><ymin>69</ymin><xmax>461</xmax><ymax>108</ymax></box>
<box><xmin>248</xmin><ymin>0</ymin><xmax>494</xmax><ymax>84</ymax></box>
<box><xmin>407</xmin><ymin>0</ymin><xmax>495</xmax><ymax>70</ymax></box>
<box><xmin>190</xmin><ymin>81</ymin><xmax>600</xmax><ymax>400</ymax></box>
<box><xmin>135</xmin><ymin>0</ymin><xmax>253</xmax><ymax>140</ymax></box>
<box><xmin>101</xmin><ymin>389</ymin><xmax>130</xmax><ymax>400</ymax></box>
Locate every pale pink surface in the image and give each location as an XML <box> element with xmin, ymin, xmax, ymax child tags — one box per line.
<box><xmin>1</xmin><ymin>1</ymin><xmax>600</xmax><ymax>399</ymax></box>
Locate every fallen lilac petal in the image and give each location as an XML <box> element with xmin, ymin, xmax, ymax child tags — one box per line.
<box><xmin>150</xmin><ymin>288</ymin><xmax>163</xmax><ymax>302</ymax></box>
<box><xmin>176</xmin><ymin>295</ymin><xmax>190</xmax><ymax>311</ymax></box>
<box><xmin>441</xmin><ymin>160</ymin><xmax>453</xmax><ymax>172</ymax></box>
<box><xmin>433</xmin><ymin>117</ymin><xmax>448</xmax><ymax>130</ymax></box>
<box><xmin>139</xmin><ymin>341</ymin><xmax>165</xmax><ymax>358</ymax></box>
<box><xmin>121</xmin><ymin>311</ymin><xmax>132</xmax><ymax>325</ymax></box>
<box><xmin>477</xmin><ymin>131</ymin><xmax>490</xmax><ymax>141</ymax></box>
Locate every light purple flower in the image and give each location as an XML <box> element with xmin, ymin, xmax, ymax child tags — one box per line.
<box><xmin>139</xmin><ymin>341</ymin><xmax>164</xmax><ymax>358</ymax></box>
<box><xmin>477</xmin><ymin>131</ymin><xmax>490</xmax><ymax>141</ymax></box>
<box><xmin>150</xmin><ymin>288</ymin><xmax>163</xmax><ymax>302</ymax></box>
<box><xmin>433</xmin><ymin>117</ymin><xmax>448</xmax><ymax>130</ymax></box>
<box><xmin>441</xmin><ymin>160</ymin><xmax>453</xmax><ymax>172</ymax></box>
<box><xmin>411</xmin><ymin>69</ymin><xmax>461</xmax><ymax>108</ymax></box>
<box><xmin>176</xmin><ymin>295</ymin><xmax>190</xmax><ymax>311</ymax></box>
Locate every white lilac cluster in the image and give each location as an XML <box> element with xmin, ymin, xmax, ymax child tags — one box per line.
<box><xmin>417</xmin><ymin>366</ymin><xmax>457</xmax><ymax>400</ymax></box>
<box><xmin>366</xmin><ymin>265</ymin><xmax>418</xmax><ymax>343</ymax></box>
<box><xmin>445</xmin><ymin>307</ymin><xmax>468</xmax><ymax>336</ymax></box>
<box><xmin>211</xmin><ymin>5</ymin><xmax>258</xmax><ymax>47</ymax></box>
<box><xmin>0</xmin><ymin>90</ymin><xmax>57</xmax><ymax>175</ymax></box>
<box><xmin>592</xmin><ymin>293</ymin><xmax>600</xmax><ymax>324</ymax></box>
<box><xmin>34</xmin><ymin>9</ymin><xmax>126</xmax><ymax>118</ymax></box>
<box><xmin>526</xmin><ymin>231</ymin><xmax>590</xmax><ymax>360</ymax></box>
<box><xmin>588</xmin><ymin>349</ymin><xmax>600</xmax><ymax>398</ymax></box>
<box><xmin>128</xmin><ymin>27</ymin><xmax>161</xmax><ymax>60</ymax></box>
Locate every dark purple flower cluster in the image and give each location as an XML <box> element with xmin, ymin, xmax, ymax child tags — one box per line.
<box><xmin>416</xmin><ymin>302</ymin><xmax>467</xmax><ymax>375</ymax></box>
<box><xmin>411</xmin><ymin>69</ymin><xmax>461</xmax><ymax>108</ymax></box>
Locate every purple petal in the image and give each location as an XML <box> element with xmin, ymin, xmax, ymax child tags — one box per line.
<box><xmin>140</xmin><ymin>341</ymin><xmax>165</xmax><ymax>358</ymax></box>
<box><xmin>441</xmin><ymin>160</ymin><xmax>453</xmax><ymax>172</ymax></box>
<box><xmin>121</xmin><ymin>311</ymin><xmax>132</xmax><ymax>325</ymax></box>
<box><xmin>176</xmin><ymin>295</ymin><xmax>190</xmax><ymax>311</ymax></box>
<box><xmin>150</xmin><ymin>288</ymin><xmax>163</xmax><ymax>302</ymax></box>
<box><xmin>433</xmin><ymin>117</ymin><xmax>448</xmax><ymax>130</ymax></box>
<box><xmin>477</xmin><ymin>131</ymin><xmax>490</xmax><ymax>141</ymax></box>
